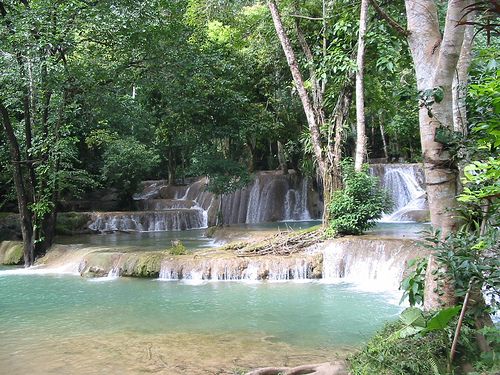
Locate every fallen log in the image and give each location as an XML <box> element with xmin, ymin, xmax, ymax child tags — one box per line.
<box><xmin>245</xmin><ymin>361</ymin><xmax>348</xmax><ymax>375</ymax></box>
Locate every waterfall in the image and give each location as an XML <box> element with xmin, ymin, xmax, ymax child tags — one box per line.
<box><xmin>89</xmin><ymin>171</ymin><xmax>317</xmax><ymax>232</ymax></box>
<box><xmin>321</xmin><ymin>239</ymin><xmax>413</xmax><ymax>291</ymax></box>
<box><xmin>245</xmin><ymin>177</ymin><xmax>261</xmax><ymax>223</ymax></box>
<box><xmin>370</xmin><ymin>164</ymin><xmax>428</xmax><ymax>222</ymax></box>
<box><xmin>157</xmin><ymin>255</ymin><xmax>318</xmax><ymax>282</ymax></box>
<box><xmin>89</xmin><ymin>209</ymin><xmax>207</xmax><ymax>232</ymax></box>
<box><xmin>245</xmin><ymin>172</ymin><xmax>312</xmax><ymax>223</ymax></box>
<box><xmin>106</xmin><ymin>267</ymin><xmax>120</xmax><ymax>278</ymax></box>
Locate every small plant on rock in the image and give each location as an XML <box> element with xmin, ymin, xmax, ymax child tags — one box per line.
<box><xmin>167</xmin><ymin>241</ymin><xmax>188</xmax><ymax>255</ymax></box>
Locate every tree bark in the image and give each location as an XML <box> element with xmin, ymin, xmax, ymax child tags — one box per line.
<box><xmin>267</xmin><ymin>0</ymin><xmax>326</xmax><ymax>178</ymax></box>
<box><xmin>329</xmin><ymin>79</ymin><xmax>354</xmax><ymax>191</ymax></box>
<box><xmin>379</xmin><ymin>114</ymin><xmax>389</xmax><ymax>160</ymax></box>
<box><xmin>453</xmin><ymin>21</ymin><xmax>474</xmax><ymax>135</ymax></box>
<box><xmin>0</xmin><ymin>101</ymin><xmax>35</xmax><ymax>266</ymax></box>
<box><xmin>404</xmin><ymin>0</ymin><xmax>470</xmax><ymax>310</ymax></box>
<box><xmin>277</xmin><ymin>140</ymin><xmax>288</xmax><ymax>175</ymax></box>
<box><xmin>168</xmin><ymin>147</ymin><xmax>176</xmax><ymax>185</ymax></box>
<box><xmin>354</xmin><ymin>0</ymin><xmax>369</xmax><ymax>172</ymax></box>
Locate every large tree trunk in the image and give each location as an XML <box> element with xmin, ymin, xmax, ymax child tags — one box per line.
<box><xmin>0</xmin><ymin>101</ymin><xmax>36</xmax><ymax>266</ymax></box>
<box><xmin>268</xmin><ymin>0</ymin><xmax>334</xmax><ymax>226</ymax></box>
<box><xmin>267</xmin><ymin>0</ymin><xmax>326</xmax><ymax>178</ymax></box>
<box><xmin>453</xmin><ymin>21</ymin><xmax>474</xmax><ymax>135</ymax></box>
<box><xmin>354</xmin><ymin>0</ymin><xmax>369</xmax><ymax>172</ymax></box>
<box><xmin>404</xmin><ymin>0</ymin><xmax>470</xmax><ymax>310</ymax></box>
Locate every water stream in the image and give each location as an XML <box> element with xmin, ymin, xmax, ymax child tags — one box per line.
<box><xmin>0</xmin><ymin>164</ymin><xmax>430</xmax><ymax>373</ymax></box>
<box><xmin>0</xmin><ymin>273</ymin><xmax>401</xmax><ymax>374</ymax></box>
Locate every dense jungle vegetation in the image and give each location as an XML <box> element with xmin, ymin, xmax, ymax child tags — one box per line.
<box><xmin>0</xmin><ymin>1</ymin><xmax>498</xmax><ymax>373</ymax></box>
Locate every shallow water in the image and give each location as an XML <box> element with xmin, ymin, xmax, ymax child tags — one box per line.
<box><xmin>54</xmin><ymin>221</ymin><xmax>424</xmax><ymax>251</ymax></box>
<box><xmin>54</xmin><ymin>221</ymin><xmax>323</xmax><ymax>250</ymax></box>
<box><xmin>0</xmin><ymin>273</ymin><xmax>401</xmax><ymax>374</ymax></box>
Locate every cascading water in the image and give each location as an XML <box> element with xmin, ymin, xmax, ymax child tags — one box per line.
<box><xmin>88</xmin><ymin>171</ymin><xmax>315</xmax><ymax>232</ymax></box>
<box><xmin>245</xmin><ymin>172</ymin><xmax>312</xmax><ymax>223</ymax></box>
<box><xmin>321</xmin><ymin>238</ymin><xmax>417</xmax><ymax>291</ymax></box>
<box><xmin>156</xmin><ymin>255</ymin><xmax>318</xmax><ymax>282</ymax></box>
<box><xmin>89</xmin><ymin>209</ymin><xmax>207</xmax><ymax>232</ymax></box>
<box><xmin>370</xmin><ymin>164</ymin><xmax>428</xmax><ymax>222</ymax></box>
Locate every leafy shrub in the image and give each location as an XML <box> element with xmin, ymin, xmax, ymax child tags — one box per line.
<box><xmin>348</xmin><ymin>319</ymin><xmax>451</xmax><ymax>375</ymax></box>
<box><xmin>167</xmin><ymin>241</ymin><xmax>188</xmax><ymax>255</ymax></box>
<box><xmin>400</xmin><ymin>257</ymin><xmax>427</xmax><ymax>306</ymax></box>
<box><xmin>328</xmin><ymin>160</ymin><xmax>391</xmax><ymax>235</ymax></box>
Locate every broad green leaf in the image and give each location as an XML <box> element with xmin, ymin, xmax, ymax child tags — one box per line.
<box><xmin>424</xmin><ymin>306</ymin><xmax>461</xmax><ymax>332</ymax></box>
<box><xmin>399</xmin><ymin>307</ymin><xmax>426</xmax><ymax>328</ymax></box>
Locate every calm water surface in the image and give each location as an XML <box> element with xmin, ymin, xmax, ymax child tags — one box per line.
<box><xmin>0</xmin><ymin>273</ymin><xmax>402</xmax><ymax>374</ymax></box>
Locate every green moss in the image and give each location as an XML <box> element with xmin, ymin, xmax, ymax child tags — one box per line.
<box><xmin>130</xmin><ymin>253</ymin><xmax>164</xmax><ymax>277</ymax></box>
<box><xmin>218</xmin><ymin>241</ymin><xmax>247</xmax><ymax>251</ymax></box>
<box><xmin>0</xmin><ymin>241</ymin><xmax>24</xmax><ymax>265</ymax></box>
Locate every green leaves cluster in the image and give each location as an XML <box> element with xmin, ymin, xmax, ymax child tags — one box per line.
<box><xmin>400</xmin><ymin>257</ymin><xmax>427</xmax><ymax>306</ymax></box>
<box><xmin>101</xmin><ymin>138</ymin><xmax>159</xmax><ymax>204</ymax></box>
<box><xmin>349</xmin><ymin>319</ymin><xmax>450</xmax><ymax>375</ymax></box>
<box><xmin>327</xmin><ymin>160</ymin><xmax>391</xmax><ymax>235</ymax></box>
<box><xmin>394</xmin><ymin>306</ymin><xmax>461</xmax><ymax>339</ymax></box>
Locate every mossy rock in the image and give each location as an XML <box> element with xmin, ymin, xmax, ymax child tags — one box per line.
<box><xmin>122</xmin><ymin>252</ymin><xmax>165</xmax><ymax>278</ymax></box>
<box><xmin>167</xmin><ymin>242</ymin><xmax>188</xmax><ymax>255</ymax></box>
<box><xmin>0</xmin><ymin>241</ymin><xmax>24</xmax><ymax>265</ymax></box>
<box><xmin>205</xmin><ymin>226</ymin><xmax>218</xmax><ymax>238</ymax></box>
<box><xmin>56</xmin><ymin>212</ymin><xmax>92</xmax><ymax>235</ymax></box>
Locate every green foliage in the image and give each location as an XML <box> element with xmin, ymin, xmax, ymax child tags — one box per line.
<box><xmin>190</xmin><ymin>147</ymin><xmax>251</xmax><ymax>196</ymax></box>
<box><xmin>348</xmin><ymin>319</ymin><xmax>451</xmax><ymax>375</ymax></box>
<box><xmin>419</xmin><ymin>86</ymin><xmax>445</xmax><ymax>118</ymax></box>
<box><xmin>400</xmin><ymin>257</ymin><xmax>427</xmax><ymax>306</ymax></box>
<box><xmin>428</xmin><ymin>229</ymin><xmax>500</xmax><ymax>311</ymax></box>
<box><xmin>327</xmin><ymin>160</ymin><xmax>391</xmax><ymax>235</ymax></box>
<box><xmin>167</xmin><ymin>241</ymin><xmax>188</xmax><ymax>256</ymax></box>
<box><xmin>470</xmin><ymin>326</ymin><xmax>500</xmax><ymax>374</ymax></box>
<box><xmin>102</xmin><ymin>138</ymin><xmax>159</xmax><ymax>202</ymax></box>
<box><xmin>393</xmin><ymin>306</ymin><xmax>461</xmax><ymax>339</ymax></box>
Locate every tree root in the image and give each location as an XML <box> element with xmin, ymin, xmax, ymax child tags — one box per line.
<box><xmin>245</xmin><ymin>361</ymin><xmax>348</xmax><ymax>375</ymax></box>
<box><xmin>234</xmin><ymin>228</ymin><xmax>324</xmax><ymax>257</ymax></box>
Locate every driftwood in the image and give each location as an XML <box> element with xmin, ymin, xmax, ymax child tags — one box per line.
<box><xmin>245</xmin><ymin>361</ymin><xmax>348</xmax><ymax>375</ymax></box>
<box><xmin>234</xmin><ymin>229</ymin><xmax>324</xmax><ymax>257</ymax></box>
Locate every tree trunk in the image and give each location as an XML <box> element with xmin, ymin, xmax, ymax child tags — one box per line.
<box><xmin>329</xmin><ymin>79</ymin><xmax>354</xmax><ymax>191</ymax></box>
<box><xmin>379</xmin><ymin>114</ymin><xmax>389</xmax><ymax>160</ymax></box>
<box><xmin>404</xmin><ymin>0</ymin><xmax>470</xmax><ymax>310</ymax></box>
<box><xmin>277</xmin><ymin>140</ymin><xmax>288</xmax><ymax>175</ymax></box>
<box><xmin>267</xmin><ymin>0</ymin><xmax>326</xmax><ymax>178</ymax></box>
<box><xmin>0</xmin><ymin>101</ymin><xmax>35</xmax><ymax>266</ymax></box>
<box><xmin>354</xmin><ymin>0</ymin><xmax>369</xmax><ymax>172</ymax></box>
<box><xmin>168</xmin><ymin>147</ymin><xmax>176</xmax><ymax>185</ymax></box>
<box><xmin>452</xmin><ymin>21</ymin><xmax>474</xmax><ymax>135</ymax></box>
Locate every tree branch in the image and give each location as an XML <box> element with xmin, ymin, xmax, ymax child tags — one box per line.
<box><xmin>368</xmin><ymin>0</ymin><xmax>409</xmax><ymax>36</ymax></box>
<box><xmin>289</xmin><ymin>14</ymin><xmax>324</xmax><ymax>21</ymax></box>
